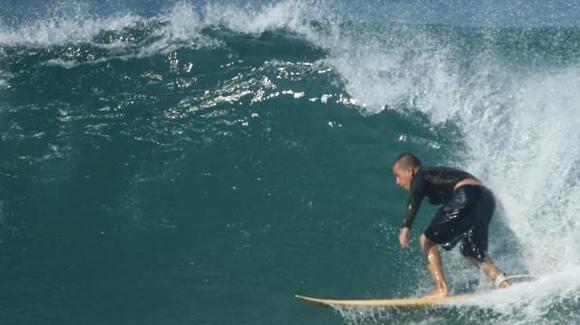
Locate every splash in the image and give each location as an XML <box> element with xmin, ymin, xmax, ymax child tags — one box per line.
<box><xmin>318</xmin><ymin>14</ymin><xmax>580</xmax><ymax>325</ymax></box>
<box><xmin>0</xmin><ymin>1</ymin><xmax>322</xmax><ymax>46</ymax></box>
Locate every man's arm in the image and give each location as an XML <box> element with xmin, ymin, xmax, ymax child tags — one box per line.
<box><xmin>401</xmin><ymin>174</ymin><xmax>426</xmax><ymax>228</ymax></box>
<box><xmin>399</xmin><ymin>227</ymin><xmax>410</xmax><ymax>248</ymax></box>
<box><xmin>399</xmin><ymin>172</ymin><xmax>426</xmax><ymax>248</ymax></box>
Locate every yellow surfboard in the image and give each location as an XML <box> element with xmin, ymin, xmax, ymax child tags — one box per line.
<box><xmin>295</xmin><ymin>293</ymin><xmax>472</xmax><ymax>308</ymax></box>
<box><xmin>296</xmin><ymin>274</ymin><xmax>535</xmax><ymax>308</ymax></box>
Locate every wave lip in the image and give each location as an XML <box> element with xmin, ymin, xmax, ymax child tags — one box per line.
<box><xmin>0</xmin><ymin>1</ymin><xmax>326</xmax><ymax>47</ymax></box>
<box><xmin>0</xmin><ymin>13</ymin><xmax>143</xmax><ymax>46</ymax></box>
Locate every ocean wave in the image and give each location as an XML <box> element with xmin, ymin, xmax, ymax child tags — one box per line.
<box><xmin>0</xmin><ymin>13</ymin><xmax>142</xmax><ymax>46</ymax></box>
<box><xmin>0</xmin><ymin>1</ymin><xmax>323</xmax><ymax>48</ymax></box>
<box><xmin>3</xmin><ymin>3</ymin><xmax>580</xmax><ymax>323</ymax></box>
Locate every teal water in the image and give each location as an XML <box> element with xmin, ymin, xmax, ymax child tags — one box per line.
<box><xmin>2</xmin><ymin>1</ymin><xmax>580</xmax><ymax>324</ymax></box>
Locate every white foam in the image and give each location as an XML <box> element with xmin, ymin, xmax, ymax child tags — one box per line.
<box><xmin>465</xmin><ymin>66</ymin><xmax>580</xmax><ymax>274</ymax></box>
<box><xmin>0</xmin><ymin>13</ymin><xmax>142</xmax><ymax>46</ymax></box>
<box><xmin>0</xmin><ymin>1</ymin><xmax>320</xmax><ymax>46</ymax></box>
<box><xmin>452</xmin><ymin>265</ymin><xmax>580</xmax><ymax>323</ymax></box>
<box><xmin>0</xmin><ymin>0</ymin><xmax>326</xmax><ymax>65</ymax></box>
<box><xmin>202</xmin><ymin>1</ymin><xmax>315</xmax><ymax>36</ymax></box>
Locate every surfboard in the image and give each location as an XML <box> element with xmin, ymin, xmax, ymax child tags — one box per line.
<box><xmin>295</xmin><ymin>293</ymin><xmax>472</xmax><ymax>308</ymax></box>
<box><xmin>296</xmin><ymin>274</ymin><xmax>535</xmax><ymax>308</ymax></box>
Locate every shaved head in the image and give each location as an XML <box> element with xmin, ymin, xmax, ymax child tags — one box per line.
<box><xmin>392</xmin><ymin>152</ymin><xmax>422</xmax><ymax>169</ymax></box>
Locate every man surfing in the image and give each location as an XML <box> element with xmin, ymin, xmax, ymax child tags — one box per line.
<box><xmin>392</xmin><ymin>152</ymin><xmax>510</xmax><ymax>298</ymax></box>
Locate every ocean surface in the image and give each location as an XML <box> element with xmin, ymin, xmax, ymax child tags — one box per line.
<box><xmin>2</xmin><ymin>1</ymin><xmax>580</xmax><ymax>324</ymax></box>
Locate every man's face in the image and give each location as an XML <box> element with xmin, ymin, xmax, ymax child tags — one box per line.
<box><xmin>392</xmin><ymin>163</ymin><xmax>414</xmax><ymax>192</ymax></box>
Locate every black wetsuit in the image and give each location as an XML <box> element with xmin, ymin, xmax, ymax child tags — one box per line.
<box><xmin>402</xmin><ymin>167</ymin><xmax>496</xmax><ymax>262</ymax></box>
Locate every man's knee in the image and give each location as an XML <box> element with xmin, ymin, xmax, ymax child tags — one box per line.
<box><xmin>460</xmin><ymin>243</ymin><xmax>488</xmax><ymax>263</ymax></box>
<box><xmin>420</xmin><ymin>233</ymin><xmax>434</xmax><ymax>250</ymax></box>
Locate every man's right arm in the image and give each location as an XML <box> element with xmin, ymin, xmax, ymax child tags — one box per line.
<box><xmin>400</xmin><ymin>174</ymin><xmax>426</xmax><ymax>229</ymax></box>
<box><xmin>399</xmin><ymin>227</ymin><xmax>410</xmax><ymax>248</ymax></box>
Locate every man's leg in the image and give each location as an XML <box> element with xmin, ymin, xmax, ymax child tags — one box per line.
<box><xmin>465</xmin><ymin>256</ymin><xmax>510</xmax><ymax>288</ymax></box>
<box><xmin>420</xmin><ymin>234</ymin><xmax>449</xmax><ymax>297</ymax></box>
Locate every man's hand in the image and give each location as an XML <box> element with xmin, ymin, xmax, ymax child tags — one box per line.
<box><xmin>399</xmin><ymin>227</ymin><xmax>410</xmax><ymax>248</ymax></box>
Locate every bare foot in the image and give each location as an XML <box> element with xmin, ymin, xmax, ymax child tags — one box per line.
<box><xmin>495</xmin><ymin>274</ymin><xmax>511</xmax><ymax>288</ymax></box>
<box><xmin>423</xmin><ymin>287</ymin><xmax>449</xmax><ymax>298</ymax></box>
<box><xmin>498</xmin><ymin>279</ymin><xmax>511</xmax><ymax>288</ymax></box>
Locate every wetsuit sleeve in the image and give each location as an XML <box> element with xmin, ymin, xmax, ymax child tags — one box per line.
<box><xmin>401</xmin><ymin>172</ymin><xmax>427</xmax><ymax>228</ymax></box>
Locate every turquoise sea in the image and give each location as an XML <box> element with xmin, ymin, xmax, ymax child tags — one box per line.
<box><xmin>2</xmin><ymin>1</ymin><xmax>580</xmax><ymax>324</ymax></box>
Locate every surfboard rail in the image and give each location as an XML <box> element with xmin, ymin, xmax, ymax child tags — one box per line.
<box><xmin>295</xmin><ymin>293</ymin><xmax>472</xmax><ymax>308</ymax></box>
<box><xmin>295</xmin><ymin>274</ymin><xmax>535</xmax><ymax>308</ymax></box>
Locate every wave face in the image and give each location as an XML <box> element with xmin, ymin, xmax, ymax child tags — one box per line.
<box><xmin>2</xmin><ymin>1</ymin><xmax>580</xmax><ymax>324</ymax></box>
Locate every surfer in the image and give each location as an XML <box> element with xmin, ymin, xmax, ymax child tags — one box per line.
<box><xmin>392</xmin><ymin>152</ymin><xmax>510</xmax><ymax>298</ymax></box>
